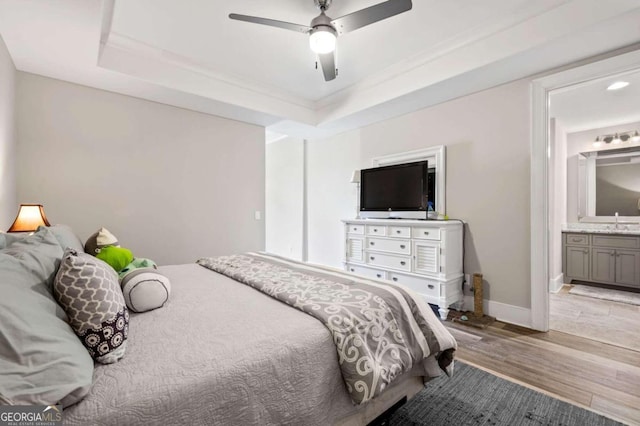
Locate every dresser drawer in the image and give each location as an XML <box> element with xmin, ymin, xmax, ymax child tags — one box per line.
<box><xmin>366</xmin><ymin>225</ymin><xmax>386</xmax><ymax>236</ymax></box>
<box><xmin>411</xmin><ymin>227</ymin><xmax>441</xmax><ymax>241</ymax></box>
<box><xmin>592</xmin><ymin>235</ymin><xmax>640</xmax><ymax>249</ymax></box>
<box><xmin>347</xmin><ymin>224</ymin><xmax>365</xmax><ymax>235</ymax></box>
<box><xmin>388</xmin><ymin>273</ymin><xmax>439</xmax><ymax>298</ymax></box>
<box><xmin>389</xmin><ymin>226</ymin><xmax>411</xmax><ymax>238</ymax></box>
<box><xmin>346</xmin><ymin>264</ymin><xmax>386</xmax><ymax>280</ymax></box>
<box><xmin>366</xmin><ymin>237</ymin><xmax>411</xmax><ymax>255</ymax></box>
<box><xmin>565</xmin><ymin>233</ymin><xmax>588</xmax><ymax>246</ymax></box>
<box><xmin>366</xmin><ymin>252</ymin><xmax>411</xmax><ymax>272</ymax></box>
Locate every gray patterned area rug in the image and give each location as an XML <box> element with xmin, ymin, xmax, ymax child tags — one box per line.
<box><xmin>569</xmin><ymin>284</ymin><xmax>640</xmax><ymax>306</ymax></box>
<box><xmin>387</xmin><ymin>362</ymin><xmax>620</xmax><ymax>426</ymax></box>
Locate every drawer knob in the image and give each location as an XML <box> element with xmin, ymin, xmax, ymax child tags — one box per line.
<box><xmin>376</xmin><ymin>274</ymin><xmax>382</xmax><ymax>278</ymax></box>
<box><xmin>583</xmin><ymin>250</ymin><xmax>588</xmax><ymax>254</ymax></box>
<box><xmin>350</xmin><ymin>268</ymin><xmax>354</xmax><ymax>272</ymax></box>
<box><xmin>374</xmin><ymin>229</ymin><xmax>378</xmax><ymax>232</ymax></box>
<box><xmin>353</xmin><ymin>227</ymin><xmax>357</xmax><ymax>231</ymax></box>
<box><xmin>428</xmin><ymin>284</ymin><xmax>434</xmax><ymax>289</ymax></box>
<box><xmin>400</xmin><ymin>261</ymin><xmax>406</xmax><ymax>266</ymax></box>
<box><xmin>370</xmin><ymin>242</ymin><xmax>375</xmax><ymax>246</ymax></box>
<box><xmin>392</xmin><ymin>277</ymin><xmax>398</xmax><ymax>282</ymax></box>
<box><xmin>571</xmin><ymin>238</ymin><xmax>581</xmax><ymax>242</ymax></box>
<box><xmin>370</xmin><ymin>256</ymin><xmax>375</xmax><ymax>260</ymax></box>
<box><xmin>424</xmin><ymin>231</ymin><xmax>429</xmax><ymax>235</ymax></box>
<box><xmin>396</xmin><ymin>230</ymin><xmax>401</xmax><ymax>234</ymax></box>
<box><xmin>400</xmin><ymin>245</ymin><xmax>406</xmax><ymax>249</ymax></box>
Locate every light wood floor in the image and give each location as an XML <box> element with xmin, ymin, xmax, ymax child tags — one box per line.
<box><xmin>443</xmin><ymin>320</ymin><xmax>640</xmax><ymax>426</ymax></box>
<box><xmin>550</xmin><ymin>284</ymin><xmax>640</xmax><ymax>352</ymax></box>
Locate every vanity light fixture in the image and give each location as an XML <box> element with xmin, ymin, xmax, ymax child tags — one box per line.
<box><xmin>612</xmin><ymin>133</ymin><xmax>622</xmax><ymax>144</ymax></box>
<box><xmin>593</xmin><ymin>130</ymin><xmax>640</xmax><ymax>147</ymax></box>
<box><xmin>607</xmin><ymin>81</ymin><xmax>630</xmax><ymax>90</ymax></box>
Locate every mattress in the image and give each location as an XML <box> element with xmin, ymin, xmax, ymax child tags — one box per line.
<box><xmin>63</xmin><ymin>263</ymin><xmax>428</xmax><ymax>425</ymax></box>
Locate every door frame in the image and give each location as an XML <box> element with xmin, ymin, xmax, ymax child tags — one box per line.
<box><xmin>530</xmin><ymin>49</ymin><xmax>640</xmax><ymax>331</ymax></box>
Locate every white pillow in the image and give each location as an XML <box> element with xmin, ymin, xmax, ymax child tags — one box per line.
<box><xmin>120</xmin><ymin>268</ymin><xmax>171</xmax><ymax>313</ymax></box>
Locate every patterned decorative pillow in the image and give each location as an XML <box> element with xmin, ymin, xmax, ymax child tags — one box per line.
<box><xmin>53</xmin><ymin>248</ymin><xmax>129</xmax><ymax>364</ymax></box>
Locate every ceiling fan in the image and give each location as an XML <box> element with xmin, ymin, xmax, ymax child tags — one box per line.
<box><xmin>229</xmin><ymin>0</ymin><xmax>413</xmax><ymax>82</ymax></box>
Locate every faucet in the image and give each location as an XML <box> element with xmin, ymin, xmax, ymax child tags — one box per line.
<box><xmin>614</xmin><ymin>212</ymin><xmax>626</xmax><ymax>231</ymax></box>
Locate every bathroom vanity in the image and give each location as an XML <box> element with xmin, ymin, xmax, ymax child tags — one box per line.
<box><xmin>563</xmin><ymin>228</ymin><xmax>640</xmax><ymax>289</ymax></box>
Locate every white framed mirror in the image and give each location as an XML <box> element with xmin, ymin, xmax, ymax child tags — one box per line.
<box><xmin>578</xmin><ymin>145</ymin><xmax>640</xmax><ymax>222</ymax></box>
<box><xmin>371</xmin><ymin>145</ymin><xmax>446</xmax><ymax>215</ymax></box>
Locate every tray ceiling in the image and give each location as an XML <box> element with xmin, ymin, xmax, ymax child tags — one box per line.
<box><xmin>1</xmin><ymin>0</ymin><xmax>640</xmax><ymax>139</ymax></box>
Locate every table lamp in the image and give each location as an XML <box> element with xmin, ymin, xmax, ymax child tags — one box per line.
<box><xmin>7</xmin><ymin>204</ymin><xmax>51</xmax><ymax>233</ymax></box>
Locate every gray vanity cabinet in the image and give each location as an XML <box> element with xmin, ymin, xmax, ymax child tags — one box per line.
<box><xmin>565</xmin><ymin>245</ymin><xmax>590</xmax><ymax>281</ymax></box>
<box><xmin>614</xmin><ymin>249</ymin><xmax>640</xmax><ymax>287</ymax></box>
<box><xmin>563</xmin><ymin>232</ymin><xmax>640</xmax><ymax>289</ymax></box>
<box><xmin>590</xmin><ymin>248</ymin><xmax>615</xmax><ymax>283</ymax></box>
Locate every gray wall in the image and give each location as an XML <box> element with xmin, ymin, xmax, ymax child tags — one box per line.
<box><xmin>0</xmin><ymin>35</ymin><xmax>16</xmax><ymax>229</ymax></box>
<box><xmin>304</xmin><ymin>79</ymin><xmax>531</xmax><ymax>309</ymax></box>
<box><xmin>16</xmin><ymin>73</ymin><xmax>265</xmax><ymax>265</ymax></box>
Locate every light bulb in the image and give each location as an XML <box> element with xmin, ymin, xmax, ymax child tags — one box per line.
<box><xmin>612</xmin><ymin>133</ymin><xmax>622</xmax><ymax>144</ymax></box>
<box><xmin>632</xmin><ymin>131</ymin><xmax>640</xmax><ymax>143</ymax></box>
<box><xmin>593</xmin><ymin>137</ymin><xmax>603</xmax><ymax>147</ymax></box>
<box><xmin>309</xmin><ymin>28</ymin><xmax>336</xmax><ymax>54</ymax></box>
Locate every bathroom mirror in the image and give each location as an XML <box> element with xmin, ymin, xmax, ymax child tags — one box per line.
<box><xmin>578</xmin><ymin>145</ymin><xmax>640</xmax><ymax>222</ymax></box>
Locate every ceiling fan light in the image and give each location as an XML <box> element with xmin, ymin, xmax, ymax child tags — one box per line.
<box><xmin>309</xmin><ymin>27</ymin><xmax>336</xmax><ymax>54</ymax></box>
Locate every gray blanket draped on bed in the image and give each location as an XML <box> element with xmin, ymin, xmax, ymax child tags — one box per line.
<box><xmin>197</xmin><ymin>252</ymin><xmax>457</xmax><ymax>405</ymax></box>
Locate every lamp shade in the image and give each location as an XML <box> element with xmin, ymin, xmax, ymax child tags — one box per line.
<box><xmin>350</xmin><ymin>170</ymin><xmax>361</xmax><ymax>184</ymax></box>
<box><xmin>7</xmin><ymin>204</ymin><xmax>51</xmax><ymax>233</ymax></box>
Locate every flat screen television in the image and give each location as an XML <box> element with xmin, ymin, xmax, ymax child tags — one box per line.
<box><xmin>360</xmin><ymin>161</ymin><xmax>435</xmax><ymax>219</ymax></box>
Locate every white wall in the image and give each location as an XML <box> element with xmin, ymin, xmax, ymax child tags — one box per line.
<box><xmin>0</xmin><ymin>35</ymin><xmax>16</xmax><ymax>229</ymax></box>
<box><xmin>16</xmin><ymin>73</ymin><xmax>265</xmax><ymax>265</ymax></box>
<box><xmin>549</xmin><ymin>118</ymin><xmax>568</xmax><ymax>291</ymax></box>
<box><xmin>306</xmin><ymin>79</ymin><xmax>532</xmax><ymax>309</ymax></box>
<box><xmin>266</xmin><ymin>137</ymin><xmax>304</xmax><ymax>260</ymax></box>
<box><xmin>566</xmin><ymin>120</ymin><xmax>640</xmax><ymax>222</ymax></box>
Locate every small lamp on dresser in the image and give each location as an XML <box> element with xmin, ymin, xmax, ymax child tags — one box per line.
<box><xmin>350</xmin><ymin>170</ymin><xmax>361</xmax><ymax>219</ymax></box>
<box><xmin>7</xmin><ymin>204</ymin><xmax>51</xmax><ymax>233</ymax></box>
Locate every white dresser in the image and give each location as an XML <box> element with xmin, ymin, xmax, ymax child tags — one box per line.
<box><xmin>343</xmin><ymin>219</ymin><xmax>464</xmax><ymax>319</ymax></box>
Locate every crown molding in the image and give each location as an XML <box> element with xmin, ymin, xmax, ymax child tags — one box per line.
<box><xmin>99</xmin><ymin>32</ymin><xmax>318</xmax><ymax>125</ymax></box>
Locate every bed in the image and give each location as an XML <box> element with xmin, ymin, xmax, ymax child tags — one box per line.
<box><xmin>1</xmin><ymin>227</ymin><xmax>457</xmax><ymax>425</ymax></box>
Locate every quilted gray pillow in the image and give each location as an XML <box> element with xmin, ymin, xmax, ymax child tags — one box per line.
<box><xmin>54</xmin><ymin>248</ymin><xmax>129</xmax><ymax>364</ymax></box>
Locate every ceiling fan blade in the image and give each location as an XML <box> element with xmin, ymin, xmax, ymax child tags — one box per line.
<box><xmin>229</xmin><ymin>13</ymin><xmax>311</xmax><ymax>34</ymax></box>
<box><xmin>331</xmin><ymin>0</ymin><xmax>412</xmax><ymax>35</ymax></box>
<box><xmin>318</xmin><ymin>52</ymin><xmax>337</xmax><ymax>81</ymax></box>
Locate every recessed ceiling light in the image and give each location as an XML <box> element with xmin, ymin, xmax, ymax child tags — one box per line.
<box><xmin>607</xmin><ymin>81</ymin><xmax>630</xmax><ymax>90</ymax></box>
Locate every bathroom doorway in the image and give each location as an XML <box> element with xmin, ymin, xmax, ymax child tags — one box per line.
<box><xmin>547</xmin><ymin>66</ymin><xmax>640</xmax><ymax>352</ymax></box>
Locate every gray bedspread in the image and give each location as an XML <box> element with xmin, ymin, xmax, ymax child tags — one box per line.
<box><xmin>197</xmin><ymin>253</ymin><xmax>457</xmax><ymax>405</ymax></box>
<box><xmin>63</xmin><ymin>262</ymin><xmax>453</xmax><ymax>425</ymax></box>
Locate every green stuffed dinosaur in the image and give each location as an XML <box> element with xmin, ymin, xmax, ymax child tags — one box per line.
<box><xmin>84</xmin><ymin>228</ymin><xmax>170</xmax><ymax>312</ymax></box>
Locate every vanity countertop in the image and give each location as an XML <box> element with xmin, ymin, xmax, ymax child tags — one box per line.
<box><xmin>563</xmin><ymin>223</ymin><xmax>640</xmax><ymax>235</ymax></box>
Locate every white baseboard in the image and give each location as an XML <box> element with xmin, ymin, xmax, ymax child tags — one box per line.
<box><xmin>549</xmin><ymin>273</ymin><xmax>564</xmax><ymax>294</ymax></box>
<box><xmin>462</xmin><ymin>296</ymin><xmax>532</xmax><ymax>328</ymax></box>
